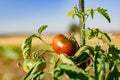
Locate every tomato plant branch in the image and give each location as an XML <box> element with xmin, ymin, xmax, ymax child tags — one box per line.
<box><xmin>36</xmin><ymin>36</ymin><xmax>53</xmax><ymax>51</ymax></box>
<box><xmin>79</xmin><ymin>0</ymin><xmax>86</xmax><ymax>46</ymax></box>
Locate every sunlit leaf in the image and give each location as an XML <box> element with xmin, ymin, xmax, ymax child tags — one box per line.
<box><xmin>22</xmin><ymin>34</ymin><xmax>37</xmax><ymax>59</ymax></box>
<box><xmin>38</xmin><ymin>25</ymin><xmax>47</xmax><ymax>35</ymax></box>
<box><xmin>59</xmin><ymin>63</ymin><xmax>94</xmax><ymax>80</ymax></box>
<box><xmin>67</xmin><ymin>9</ymin><xmax>75</xmax><ymax>16</ymax></box>
<box><xmin>85</xmin><ymin>8</ymin><xmax>92</xmax><ymax>12</ymax></box>
<box><xmin>24</xmin><ymin>60</ymin><xmax>46</xmax><ymax>80</ymax></box>
<box><xmin>97</xmin><ymin>7</ymin><xmax>111</xmax><ymax>23</ymax></box>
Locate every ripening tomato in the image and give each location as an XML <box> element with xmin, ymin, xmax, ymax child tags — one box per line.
<box><xmin>52</xmin><ymin>34</ymin><xmax>78</xmax><ymax>56</ymax></box>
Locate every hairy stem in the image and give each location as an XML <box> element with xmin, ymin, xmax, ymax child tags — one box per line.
<box><xmin>79</xmin><ymin>0</ymin><xmax>85</xmax><ymax>46</ymax></box>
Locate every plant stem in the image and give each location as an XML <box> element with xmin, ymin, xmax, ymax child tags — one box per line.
<box><xmin>37</xmin><ymin>36</ymin><xmax>53</xmax><ymax>51</ymax></box>
<box><xmin>79</xmin><ymin>0</ymin><xmax>85</xmax><ymax>46</ymax></box>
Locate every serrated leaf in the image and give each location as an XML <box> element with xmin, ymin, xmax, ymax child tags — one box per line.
<box><xmin>97</xmin><ymin>7</ymin><xmax>111</xmax><ymax>23</ymax></box>
<box><xmin>22</xmin><ymin>34</ymin><xmax>37</xmax><ymax>59</ymax></box>
<box><xmin>38</xmin><ymin>25</ymin><xmax>47</xmax><ymax>35</ymax></box>
<box><xmin>67</xmin><ymin>9</ymin><xmax>75</xmax><ymax>16</ymax></box>
<box><xmin>59</xmin><ymin>63</ymin><xmax>94</xmax><ymax>80</ymax></box>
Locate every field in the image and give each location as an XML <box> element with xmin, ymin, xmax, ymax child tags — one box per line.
<box><xmin>0</xmin><ymin>33</ymin><xmax>120</xmax><ymax>80</ymax></box>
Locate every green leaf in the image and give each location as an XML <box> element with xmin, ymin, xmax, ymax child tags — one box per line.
<box><xmin>107</xmin><ymin>45</ymin><xmax>120</xmax><ymax>63</ymax></box>
<box><xmin>88</xmin><ymin>28</ymin><xmax>99</xmax><ymax>39</ymax></box>
<box><xmin>59</xmin><ymin>54</ymin><xmax>74</xmax><ymax>65</ymax></box>
<box><xmin>59</xmin><ymin>63</ymin><xmax>94</xmax><ymax>80</ymax></box>
<box><xmin>74</xmin><ymin>45</ymin><xmax>92</xmax><ymax>59</ymax></box>
<box><xmin>24</xmin><ymin>60</ymin><xmax>46</xmax><ymax>80</ymax></box>
<box><xmin>22</xmin><ymin>34</ymin><xmax>37</xmax><ymax>59</ymax></box>
<box><xmin>38</xmin><ymin>25</ymin><xmax>47</xmax><ymax>35</ymax></box>
<box><xmin>97</xmin><ymin>7</ymin><xmax>111</xmax><ymax>23</ymax></box>
<box><xmin>97</xmin><ymin>32</ymin><xmax>102</xmax><ymax>39</ymax></box>
<box><xmin>85</xmin><ymin>8</ymin><xmax>92</xmax><ymax>13</ymax></box>
<box><xmin>2</xmin><ymin>46</ymin><xmax>19</xmax><ymax>60</ymax></box>
<box><xmin>82</xmin><ymin>29</ymin><xmax>88</xmax><ymax>39</ymax></box>
<box><xmin>33</xmin><ymin>72</ymin><xmax>46</xmax><ymax>80</ymax></box>
<box><xmin>67</xmin><ymin>9</ymin><xmax>75</xmax><ymax>16</ymax></box>
<box><xmin>31</xmin><ymin>61</ymin><xmax>46</xmax><ymax>74</ymax></box>
<box><xmin>94</xmin><ymin>50</ymin><xmax>105</xmax><ymax>80</ymax></box>
<box><xmin>24</xmin><ymin>71</ymin><xmax>46</xmax><ymax>80</ymax></box>
<box><xmin>91</xmin><ymin>9</ymin><xmax>94</xmax><ymax>19</ymax></box>
<box><xmin>54</xmin><ymin>70</ymin><xmax>63</xmax><ymax>80</ymax></box>
<box><xmin>102</xmin><ymin>33</ymin><xmax>111</xmax><ymax>43</ymax></box>
<box><xmin>72</xmin><ymin>14</ymin><xmax>76</xmax><ymax>20</ymax></box>
<box><xmin>106</xmin><ymin>65</ymin><xmax>120</xmax><ymax>80</ymax></box>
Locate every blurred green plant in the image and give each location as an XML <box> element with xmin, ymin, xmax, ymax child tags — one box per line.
<box><xmin>0</xmin><ymin>46</ymin><xmax>21</xmax><ymax>60</ymax></box>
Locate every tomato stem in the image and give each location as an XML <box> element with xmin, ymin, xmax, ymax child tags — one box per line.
<box><xmin>79</xmin><ymin>0</ymin><xmax>86</xmax><ymax>46</ymax></box>
<box><xmin>37</xmin><ymin>36</ymin><xmax>53</xmax><ymax>51</ymax></box>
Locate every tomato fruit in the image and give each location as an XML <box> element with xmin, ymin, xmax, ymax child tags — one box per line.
<box><xmin>52</xmin><ymin>34</ymin><xmax>78</xmax><ymax>56</ymax></box>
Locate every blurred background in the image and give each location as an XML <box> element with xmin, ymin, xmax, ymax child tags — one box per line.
<box><xmin>0</xmin><ymin>0</ymin><xmax>120</xmax><ymax>80</ymax></box>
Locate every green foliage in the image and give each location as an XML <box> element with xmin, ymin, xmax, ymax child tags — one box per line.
<box><xmin>24</xmin><ymin>62</ymin><xmax>46</xmax><ymax>80</ymax></box>
<box><xmin>106</xmin><ymin>65</ymin><xmax>120</xmax><ymax>80</ymax></box>
<box><xmin>22</xmin><ymin>34</ymin><xmax>37</xmax><ymax>59</ymax></box>
<box><xmin>86</xmin><ymin>28</ymin><xmax>111</xmax><ymax>44</ymax></box>
<box><xmin>21</xmin><ymin>4</ymin><xmax>120</xmax><ymax>80</ymax></box>
<box><xmin>67</xmin><ymin>6</ymin><xmax>111</xmax><ymax>23</ymax></box>
<box><xmin>94</xmin><ymin>46</ymin><xmax>105</xmax><ymax>80</ymax></box>
<box><xmin>58</xmin><ymin>63</ymin><xmax>94</xmax><ymax>80</ymax></box>
<box><xmin>2</xmin><ymin>46</ymin><xmax>19</xmax><ymax>60</ymax></box>
<box><xmin>38</xmin><ymin>25</ymin><xmax>47</xmax><ymax>35</ymax></box>
<box><xmin>97</xmin><ymin>7</ymin><xmax>111</xmax><ymax>23</ymax></box>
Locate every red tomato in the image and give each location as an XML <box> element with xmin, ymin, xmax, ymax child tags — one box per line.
<box><xmin>52</xmin><ymin>34</ymin><xmax>78</xmax><ymax>56</ymax></box>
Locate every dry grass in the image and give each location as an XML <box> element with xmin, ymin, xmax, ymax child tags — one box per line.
<box><xmin>0</xmin><ymin>33</ymin><xmax>120</xmax><ymax>80</ymax></box>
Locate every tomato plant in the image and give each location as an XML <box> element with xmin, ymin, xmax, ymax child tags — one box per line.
<box><xmin>21</xmin><ymin>2</ymin><xmax>120</xmax><ymax>80</ymax></box>
<box><xmin>52</xmin><ymin>34</ymin><xmax>79</xmax><ymax>56</ymax></box>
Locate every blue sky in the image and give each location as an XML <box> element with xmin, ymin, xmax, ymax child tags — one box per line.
<box><xmin>0</xmin><ymin>0</ymin><xmax>120</xmax><ymax>35</ymax></box>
